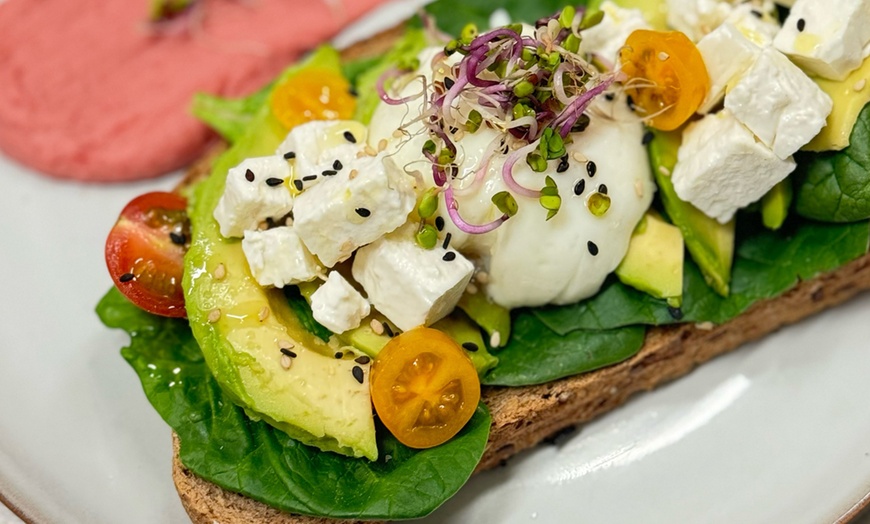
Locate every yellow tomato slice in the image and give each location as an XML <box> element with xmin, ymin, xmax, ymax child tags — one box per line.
<box><xmin>370</xmin><ymin>327</ymin><xmax>481</xmax><ymax>449</ymax></box>
<box><xmin>269</xmin><ymin>68</ymin><xmax>356</xmax><ymax>129</ymax></box>
<box><xmin>619</xmin><ymin>30</ymin><xmax>709</xmax><ymax>131</ymax></box>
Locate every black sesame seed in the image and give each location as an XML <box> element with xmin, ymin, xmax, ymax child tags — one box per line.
<box><xmin>751</xmin><ymin>9</ymin><xmax>762</xmax><ymax>18</ymax></box>
<box><xmin>444</xmin><ymin>77</ymin><xmax>455</xmax><ymax>89</ymax></box>
<box><xmin>169</xmin><ymin>232</ymin><xmax>186</xmax><ymax>245</ymax></box>
<box><xmin>322</xmin><ymin>170</ymin><xmax>337</xmax><ymax>177</ymax></box>
<box><xmin>598</xmin><ymin>184</ymin><xmax>608</xmax><ymax>195</ymax></box>
<box><xmin>573</xmin><ymin>179</ymin><xmax>585</xmax><ymax>196</ymax></box>
<box><xmin>293</xmin><ymin>179</ymin><xmax>304</xmax><ymax>191</ymax></box>
<box><xmin>449</xmin><ymin>126</ymin><xmax>459</xmax><ymax>134</ymax></box>
<box><xmin>266</xmin><ymin>177</ymin><xmax>283</xmax><ymax>187</ymax></box>
<box><xmin>343</xmin><ymin>131</ymin><xmax>357</xmax><ymax>143</ymax></box>
<box><xmin>442</xmin><ymin>232</ymin><xmax>452</xmax><ymax>249</ymax></box>
<box><xmin>333</xmin><ymin>159</ymin><xmax>343</xmax><ymax>170</ymax></box>
<box><xmin>668</xmin><ymin>306</ymin><xmax>684</xmax><ymax>320</ymax></box>
<box><xmin>280</xmin><ymin>348</ymin><xmax>297</xmax><ymax>358</ymax></box>
<box><xmin>382</xmin><ymin>322</ymin><xmax>394</xmax><ymax>338</ymax></box>
<box><xmin>283</xmin><ymin>151</ymin><xmax>296</xmax><ymax>160</ymax></box>
<box><xmin>355</xmin><ymin>355</ymin><xmax>371</xmax><ymax>365</ymax></box>
<box><xmin>355</xmin><ymin>208</ymin><xmax>371</xmax><ymax>218</ymax></box>
<box><xmin>352</xmin><ymin>365</ymin><xmax>364</xmax><ymax>384</ymax></box>
<box><xmin>626</xmin><ymin>95</ymin><xmax>636</xmax><ymax>111</ymax></box>
<box><xmin>334</xmin><ymin>352</ymin><xmax>343</xmax><ymax>359</ymax></box>
<box><xmin>587</xmin><ymin>161</ymin><xmax>597</xmax><ymax>177</ymax></box>
<box><xmin>442</xmin><ymin>251</ymin><xmax>456</xmax><ymax>262</ymax></box>
<box><xmin>435</xmin><ymin>216</ymin><xmax>445</xmax><ymax>231</ymax></box>
<box><xmin>244</xmin><ymin>169</ymin><xmax>255</xmax><ymax>182</ymax></box>
<box><xmin>119</xmin><ymin>272</ymin><xmax>135</xmax><ymax>283</ymax></box>
<box><xmin>604</xmin><ymin>92</ymin><xmax>615</xmax><ymax>101</ymax></box>
<box><xmin>556</xmin><ymin>156</ymin><xmax>569</xmax><ymax>173</ymax></box>
<box><xmin>587</xmin><ymin>241</ymin><xmax>599</xmax><ymax>256</ymax></box>
<box><xmin>302</xmin><ymin>175</ymin><xmax>317</xmax><ymax>182</ymax></box>
<box><xmin>797</xmin><ymin>18</ymin><xmax>805</xmax><ymax>32</ymax></box>
<box><xmin>462</xmin><ymin>342</ymin><xmax>479</xmax><ymax>352</ymax></box>
<box><xmin>642</xmin><ymin>131</ymin><xmax>654</xmax><ymax>146</ymax></box>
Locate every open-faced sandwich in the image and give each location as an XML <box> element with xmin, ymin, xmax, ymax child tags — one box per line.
<box><xmin>99</xmin><ymin>0</ymin><xmax>870</xmax><ymax>521</ymax></box>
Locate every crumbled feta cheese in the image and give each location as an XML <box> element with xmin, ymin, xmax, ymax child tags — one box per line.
<box><xmin>773</xmin><ymin>0</ymin><xmax>870</xmax><ymax>80</ymax></box>
<box><xmin>310</xmin><ymin>272</ymin><xmax>370</xmax><ymax>334</ymax></box>
<box><xmin>672</xmin><ymin>109</ymin><xmax>796</xmax><ymax>223</ymax></box>
<box><xmin>275</xmin><ymin>120</ymin><xmax>369</xmax><ymax>191</ymax></box>
<box><xmin>352</xmin><ymin>232</ymin><xmax>474</xmax><ymax>331</ymax></box>
<box><xmin>293</xmin><ymin>154</ymin><xmax>416</xmax><ymax>267</ymax></box>
<box><xmin>697</xmin><ymin>23</ymin><xmax>762</xmax><ymax>114</ymax></box>
<box><xmin>725</xmin><ymin>46</ymin><xmax>832</xmax><ymax>159</ymax></box>
<box><xmin>579</xmin><ymin>1</ymin><xmax>650</xmax><ymax>63</ymax></box>
<box><xmin>666</xmin><ymin>0</ymin><xmax>733</xmax><ymax>42</ymax></box>
<box><xmin>241</xmin><ymin>226</ymin><xmax>321</xmax><ymax>288</ymax></box>
<box><xmin>214</xmin><ymin>156</ymin><xmax>294</xmax><ymax>238</ymax></box>
<box><xmin>724</xmin><ymin>3</ymin><xmax>781</xmax><ymax>45</ymax></box>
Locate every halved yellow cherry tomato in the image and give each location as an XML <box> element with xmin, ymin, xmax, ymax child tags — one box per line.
<box><xmin>270</xmin><ymin>68</ymin><xmax>356</xmax><ymax>130</ymax></box>
<box><xmin>370</xmin><ymin>327</ymin><xmax>481</xmax><ymax>449</ymax></box>
<box><xmin>619</xmin><ymin>30</ymin><xmax>709</xmax><ymax>131</ymax></box>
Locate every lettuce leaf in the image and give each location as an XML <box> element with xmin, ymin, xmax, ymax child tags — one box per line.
<box><xmin>97</xmin><ymin>288</ymin><xmax>490</xmax><ymax>520</ymax></box>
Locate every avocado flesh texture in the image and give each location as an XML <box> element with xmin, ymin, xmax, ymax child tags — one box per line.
<box><xmin>616</xmin><ymin>212</ymin><xmax>684</xmax><ymax>307</ymax></box>
<box><xmin>648</xmin><ymin>129</ymin><xmax>735</xmax><ymax>296</ymax></box>
<box><xmin>457</xmin><ymin>291</ymin><xmax>511</xmax><ymax>348</ymax></box>
<box><xmin>761</xmin><ymin>178</ymin><xmax>793</xmax><ymax>230</ymax></box>
<box><xmin>183</xmin><ymin>47</ymin><xmax>377</xmax><ymax>461</ymax></box>
<box><xmin>804</xmin><ymin>56</ymin><xmax>870</xmax><ymax>152</ymax></box>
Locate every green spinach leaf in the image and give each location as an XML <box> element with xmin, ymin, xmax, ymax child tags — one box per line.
<box><xmin>97</xmin><ymin>288</ymin><xmax>490</xmax><ymax>520</ymax></box>
<box><xmin>534</xmin><ymin>217</ymin><xmax>870</xmax><ymax>333</ymax></box>
<box><xmin>425</xmin><ymin>0</ymin><xmax>582</xmax><ymax>35</ymax></box>
<box><xmin>795</xmin><ymin>102</ymin><xmax>870</xmax><ymax>222</ymax></box>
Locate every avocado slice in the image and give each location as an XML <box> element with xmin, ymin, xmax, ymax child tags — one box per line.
<box><xmin>183</xmin><ymin>47</ymin><xmax>378</xmax><ymax>461</ymax></box>
<box><xmin>761</xmin><ymin>178</ymin><xmax>793</xmax><ymax>230</ymax></box>
<box><xmin>804</xmin><ymin>56</ymin><xmax>870</xmax><ymax>152</ymax></box>
<box><xmin>456</xmin><ymin>291</ymin><xmax>511</xmax><ymax>348</ymax></box>
<box><xmin>432</xmin><ymin>310</ymin><xmax>499</xmax><ymax>376</ymax></box>
<box><xmin>616</xmin><ymin>212</ymin><xmax>684</xmax><ymax>307</ymax></box>
<box><xmin>648</xmin><ymin>129</ymin><xmax>735</xmax><ymax>296</ymax></box>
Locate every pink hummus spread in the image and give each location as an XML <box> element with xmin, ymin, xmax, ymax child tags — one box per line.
<box><xmin>0</xmin><ymin>0</ymin><xmax>387</xmax><ymax>181</ymax></box>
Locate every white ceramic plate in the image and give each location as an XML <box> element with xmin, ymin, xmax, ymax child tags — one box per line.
<box><xmin>2</xmin><ymin>3</ymin><xmax>870</xmax><ymax>523</ymax></box>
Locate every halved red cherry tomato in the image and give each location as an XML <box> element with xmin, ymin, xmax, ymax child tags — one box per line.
<box><xmin>105</xmin><ymin>192</ymin><xmax>189</xmax><ymax>317</ymax></box>
<box><xmin>370</xmin><ymin>327</ymin><xmax>480</xmax><ymax>449</ymax></box>
<box><xmin>619</xmin><ymin>30</ymin><xmax>709</xmax><ymax>131</ymax></box>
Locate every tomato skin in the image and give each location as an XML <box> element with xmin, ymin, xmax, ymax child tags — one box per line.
<box><xmin>619</xmin><ymin>30</ymin><xmax>709</xmax><ymax>131</ymax></box>
<box><xmin>370</xmin><ymin>328</ymin><xmax>481</xmax><ymax>449</ymax></box>
<box><xmin>105</xmin><ymin>192</ymin><xmax>189</xmax><ymax>317</ymax></box>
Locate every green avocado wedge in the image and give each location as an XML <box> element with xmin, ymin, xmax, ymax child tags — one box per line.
<box><xmin>616</xmin><ymin>211</ymin><xmax>684</xmax><ymax>307</ymax></box>
<box><xmin>183</xmin><ymin>47</ymin><xmax>378</xmax><ymax>461</ymax></box>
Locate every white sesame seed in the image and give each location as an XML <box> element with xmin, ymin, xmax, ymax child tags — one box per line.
<box><xmin>635</xmin><ymin>179</ymin><xmax>644</xmax><ymax>198</ymax></box>
<box><xmin>378</xmin><ymin>139</ymin><xmax>388</xmax><ymax>152</ymax></box>
<box><xmin>258</xmin><ymin>306</ymin><xmax>270</xmax><ymax>322</ymax></box>
<box><xmin>213</xmin><ymin>263</ymin><xmax>226</xmax><ymax>281</ymax></box>
<box><xmin>658</xmin><ymin>165</ymin><xmax>671</xmax><ymax>177</ymax></box>
<box><xmin>609</xmin><ymin>386</ymin><xmax>619</xmax><ymax>395</ymax></box>
<box><xmin>349</xmin><ymin>169</ymin><xmax>359</xmax><ymax>180</ymax></box>
<box><xmin>490</xmin><ymin>331</ymin><xmax>501</xmax><ymax>348</ymax></box>
<box><xmin>695</xmin><ymin>321</ymin><xmax>715</xmax><ymax>331</ymax></box>
<box><xmin>466</xmin><ymin>283</ymin><xmax>478</xmax><ymax>294</ymax></box>
<box><xmin>658</xmin><ymin>51</ymin><xmax>669</xmax><ymax>61</ymax></box>
<box><xmin>207</xmin><ymin>309</ymin><xmax>221</xmax><ymax>323</ymax></box>
<box><xmin>453</xmin><ymin>130</ymin><xmax>466</xmax><ymax>141</ymax></box>
<box><xmin>854</xmin><ymin>78</ymin><xmax>866</xmax><ymax>92</ymax></box>
<box><xmin>356</xmin><ymin>150</ymin><xmax>367</xmax><ymax>159</ymax></box>
<box><xmin>475</xmin><ymin>271</ymin><xmax>489</xmax><ymax>284</ymax></box>
<box><xmin>392</xmin><ymin>129</ymin><xmax>404</xmax><ymax>138</ymax></box>
<box><xmin>258</xmin><ymin>220</ymin><xmax>269</xmax><ymax>230</ymax></box>
<box><xmin>365</xmin><ymin>145</ymin><xmax>378</xmax><ymax>156</ymax></box>
<box><xmin>284</xmin><ymin>217</ymin><xmax>294</xmax><ymax>227</ymax></box>
<box><xmin>278</xmin><ymin>339</ymin><xmax>294</xmax><ymax>350</ymax></box>
<box><xmin>370</xmin><ymin>318</ymin><xmax>385</xmax><ymax>335</ymax></box>
<box><xmin>572</xmin><ymin>151</ymin><xmax>586</xmax><ymax>163</ymax></box>
<box><xmin>280</xmin><ymin>355</ymin><xmax>292</xmax><ymax>369</ymax></box>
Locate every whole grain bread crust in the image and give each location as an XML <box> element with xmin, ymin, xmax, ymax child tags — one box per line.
<box><xmin>169</xmin><ymin>25</ymin><xmax>870</xmax><ymax>524</ymax></box>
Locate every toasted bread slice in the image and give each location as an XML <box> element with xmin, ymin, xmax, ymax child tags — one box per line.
<box><xmin>169</xmin><ymin>25</ymin><xmax>870</xmax><ymax>524</ymax></box>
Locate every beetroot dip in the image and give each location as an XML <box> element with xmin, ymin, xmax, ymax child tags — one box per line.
<box><xmin>0</xmin><ymin>0</ymin><xmax>387</xmax><ymax>182</ymax></box>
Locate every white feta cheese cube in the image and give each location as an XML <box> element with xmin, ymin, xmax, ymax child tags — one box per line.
<box><xmin>773</xmin><ymin>0</ymin><xmax>870</xmax><ymax>80</ymax></box>
<box><xmin>666</xmin><ymin>0</ymin><xmax>733</xmax><ymax>42</ymax></box>
<box><xmin>242</xmin><ymin>226</ymin><xmax>321</xmax><ymax>288</ymax></box>
<box><xmin>310</xmin><ymin>272</ymin><xmax>370</xmax><ymax>334</ymax></box>
<box><xmin>213</xmin><ymin>156</ymin><xmax>294</xmax><ymax>238</ymax></box>
<box><xmin>293</xmin><ymin>154</ymin><xmax>416</xmax><ymax>267</ymax></box>
<box><xmin>672</xmin><ymin>110</ymin><xmax>797</xmax><ymax>223</ymax></box>
<box><xmin>725</xmin><ymin>46</ymin><xmax>833</xmax><ymax>159</ymax></box>
<box><xmin>352</xmin><ymin>234</ymin><xmax>474</xmax><ymax>332</ymax></box>
<box><xmin>697</xmin><ymin>23</ymin><xmax>762</xmax><ymax>114</ymax></box>
<box><xmin>579</xmin><ymin>1</ymin><xmax>650</xmax><ymax>62</ymax></box>
<box><xmin>275</xmin><ymin>120</ymin><xmax>368</xmax><ymax>191</ymax></box>
<box><xmin>724</xmin><ymin>3</ymin><xmax>781</xmax><ymax>45</ymax></box>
